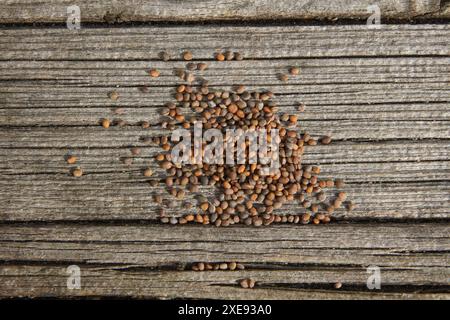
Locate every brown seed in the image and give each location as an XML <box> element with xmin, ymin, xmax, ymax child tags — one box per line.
<box><xmin>297</xmin><ymin>103</ymin><xmax>305</xmax><ymax>112</ymax></box>
<box><xmin>122</xmin><ymin>157</ymin><xmax>133</xmax><ymax>165</ymax></box>
<box><xmin>290</xmin><ymin>67</ymin><xmax>300</xmax><ymax>75</ymax></box>
<box><xmin>321</xmin><ymin>136</ymin><xmax>332</xmax><ymax>145</ymax></box>
<box><xmin>108</xmin><ymin>91</ymin><xmax>119</xmax><ymax>101</ymax></box>
<box><xmin>335</xmin><ymin>179</ymin><xmax>345</xmax><ymax>189</ymax></box>
<box><xmin>228</xmin><ymin>262</ymin><xmax>237</xmax><ymax>270</ymax></box>
<box><xmin>143</xmin><ymin>168</ymin><xmax>153</xmax><ymax>177</ymax></box>
<box><xmin>160</xmin><ymin>51</ymin><xmax>170</xmax><ymax>61</ymax></box>
<box><xmin>197</xmin><ymin>62</ymin><xmax>208</xmax><ymax>71</ymax></box>
<box><xmin>234</xmin><ymin>52</ymin><xmax>243</xmax><ymax>61</ymax></box>
<box><xmin>141</xmin><ymin>121</ymin><xmax>150</xmax><ymax>129</ymax></box>
<box><xmin>149</xmin><ymin>69</ymin><xmax>160</xmax><ymax>78</ymax></box>
<box><xmin>139</xmin><ymin>85</ymin><xmax>150</xmax><ymax>93</ymax></box>
<box><xmin>183</xmin><ymin>51</ymin><xmax>193</xmax><ymax>61</ymax></box>
<box><xmin>130</xmin><ymin>147</ymin><xmax>141</xmax><ymax>155</ymax></box>
<box><xmin>66</xmin><ymin>155</ymin><xmax>77</xmax><ymax>164</ymax></box>
<box><xmin>219</xmin><ymin>263</ymin><xmax>228</xmax><ymax>270</ymax></box>
<box><xmin>279</xmin><ymin>74</ymin><xmax>288</xmax><ymax>82</ymax></box>
<box><xmin>101</xmin><ymin>118</ymin><xmax>110</xmax><ymax>129</ymax></box>
<box><xmin>337</xmin><ymin>191</ymin><xmax>347</xmax><ymax>201</ymax></box>
<box><xmin>216</xmin><ymin>53</ymin><xmax>225</xmax><ymax>61</ymax></box>
<box><xmin>334</xmin><ymin>282</ymin><xmax>342</xmax><ymax>289</ymax></box>
<box><xmin>200</xmin><ymin>202</ymin><xmax>209</xmax><ymax>211</ymax></box>
<box><xmin>239</xmin><ymin>279</ymin><xmax>249</xmax><ymax>289</ymax></box>
<box><xmin>72</xmin><ymin>168</ymin><xmax>83</xmax><ymax>177</ymax></box>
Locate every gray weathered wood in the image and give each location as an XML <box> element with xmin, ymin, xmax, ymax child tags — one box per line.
<box><xmin>0</xmin><ymin>0</ymin><xmax>448</xmax><ymax>24</ymax></box>
<box><xmin>1</xmin><ymin>25</ymin><xmax>449</xmax><ymax>60</ymax></box>
<box><xmin>0</xmin><ymin>23</ymin><xmax>448</xmax><ymax>299</ymax></box>
<box><xmin>0</xmin><ymin>223</ymin><xmax>448</xmax><ymax>299</ymax></box>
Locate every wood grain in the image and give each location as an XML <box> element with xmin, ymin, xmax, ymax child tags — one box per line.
<box><xmin>0</xmin><ymin>0</ymin><xmax>448</xmax><ymax>24</ymax></box>
<box><xmin>0</xmin><ymin>223</ymin><xmax>448</xmax><ymax>299</ymax></box>
<box><xmin>1</xmin><ymin>25</ymin><xmax>449</xmax><ymax>61</ymax></box>
<box><xmin>0</xmin><ymin>23</ymin><xmax>448</xmax><ymax>298</ymax></box>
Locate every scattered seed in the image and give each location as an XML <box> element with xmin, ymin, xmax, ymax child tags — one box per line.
<box><xmin>290</xmin><ymin>67</ymin><xmax>300</xmax><ymax>75</ymax></box>
<box><xmin>108</xmin><ymin>91</ymin><xmax>119</xmax><ymax>101</ymax></box>
<box><xmin>183</xmin><ymin>51</ymin><xmax>193</xmax><ymax>61</ymax></box>
<box><xmin>197</xmin><ymin>62</ymin><xmax>208</xmax><ymax>71</ymax></box>
<box><xmin>149</xmin><ymin>69</ymin><xmax>160</xmax><ymax>78</ymax></box>
<box><xmin>160</xmin><ymin>51</ymin><xmax>170</xmax><ymax>61</ymax></box>
<box><xmin>130</xmin><ymin>147</ymin><xmax>141</xmax><ymax>155</ymax></box>
<box><xmin>66</xmin><ymin>155</ymin><xmax>77</xmax><ymax>164</ymax></box>
<box><xmin>216</xmin><ymin>53</ymin><xmax>225</xmax><ymax>61</ymax></box>
<box><xmin>72</xmin><ymin>168</ymin><xmax>83</xmax><ymax>177</ymax></box>
<box><xmin>321</xmin><ymin>136</ymin><xmax>332</xmax><ymax>145</ymax></box>
<box><xmin>144</xmin><ymin>168</ymin><xmax>153</xmax><ymax>177</ymax></box>
<box><xmin>279</xmin><ymin>74</ymin><xmax>288</xmax><ymax>82</ymax></box>
<box><xmin>101</xmin><ymin>118</ymin><xmax>110</xmax><ymax>128</ymax></box>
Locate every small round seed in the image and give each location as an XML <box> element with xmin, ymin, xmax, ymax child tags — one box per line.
<box><xmin>130</xmin><ymin>147</ymin><xmax>141</xmax><ymax>155</ymax></box>
<box><xmin>66</xmin><ymin>155</ymin><xmax>77</xmax><ymax>164</ymax></box>
<box><xmin>160</xmin><ymin>51</ymin><xmax>170</xmax><ymax>61</ymax></box>
<box><xmin>72</xmin><ymin>168</ymin><xmax>83</xmax><ymax>177</ymax></box>
<box><xmin>279</xmin><ymin>74</ymin><xmax>288</xmax><ymax>82</ymax></box>
<box><xmin>290</xmin><ymin>67</ymin><xmax>300</xmax><ymax>75</ymax></box>
<box><xmin>216</xmin><ymin>53</ymin><xmax>225</xmax><ymax>61</ymax></box>
<box><xmin>321</xmin><ymin>136</ymin><xmax>332</xmax><ymax>145</ymax></box>
<box><xmin>101</xmin><ymin>118</ymin><xmax>110</xmax><ymax>128</ymax></box>
<box><xmin>108</xmin><ymin>91</ymin><xmax>119</xmax><ymax>101</ymax></box>
<box><xmin>149</xmin><ymin>69</ymin><xmax>160</xmax><ymax>78</ymax></box>
<box><xmin>335</xmin><ymin>179</ymin><xmax>345</xmax><ymax>189</ymax></box>
<box><xmin>183</xmin><ymin>51</ymin><xmax>193</xmax><ymax>61</ymax></box>
<box><xmin>197</xmin><ymin>62</ymin><xmax>208</xmax><ymax>71</ymax></box>
<box><xmin>144</xmin><ymin>168</ymin><xmax>153</xmax><ymax>177</ymax></box>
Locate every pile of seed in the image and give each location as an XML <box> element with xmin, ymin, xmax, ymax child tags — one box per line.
<box><xmin>143</xmin><ymin>52</ymin><xmax>351</xmax><ymax>227</ymax></box>
<box><xmin>100</xmin><ymin>51</ymin><xmax>352</xmax><ymax>227</ymax></box>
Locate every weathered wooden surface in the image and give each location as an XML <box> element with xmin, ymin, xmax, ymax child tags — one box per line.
<box><xmin>0</xmin><ymin>23</ymin><xmax>449</xmax><ymax>299</ymax></box>
<box><xmin>0</xmin><ymin>223</ymin><xmax>449</xmax><ymax>299</ymax></box>
<box><xmin>0</xmin><ymin>0</ymin><xmax>449</xmax><ymax>24</ymax></box>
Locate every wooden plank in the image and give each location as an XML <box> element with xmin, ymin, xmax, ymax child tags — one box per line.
<box><xmin>0</xmin><ymin>223</ymin><xmax>448</xmax><ymax>299</ymax></box>
<box><xmin>0</xmin><ymin>0</ymin><xmax>448</xmax><ymax>24</ymax></box>
<box><xmin>0</xmin><ymin>25</ymin><xmax>449</xmax><ymax>61</ymax></box>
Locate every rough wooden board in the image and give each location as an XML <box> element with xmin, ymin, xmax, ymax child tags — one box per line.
<box><xmin>1</xmin><ymin>266</ymin><xmax>449</xmax><ymax>299</ymax></box>
<box><xmin>0</xmin><ymin>0</ymin><xmax>448</xmax><ymax>24</ymax></box>
<box><xmin>0</xmin><ymin>178</ymin><xmax>448</xmax><ymax>221</ymax></box>
<box><xmin>1</xmin><ymin>25</ymin><xmax>449</xmax><ymax>61</ymax></box>
<box><xmin>0</xmin><ymin>223</ymin><xmax>449</xmax><ymax>299</ymax></box>
<box><xmin>0</xmin><ymin>23</ymin><xmax>449</xmax><ymax>299</ymax></box>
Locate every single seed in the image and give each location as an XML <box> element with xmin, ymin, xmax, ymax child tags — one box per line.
<box><xmin>72</xmin><ymin>168</ymin><xmax>83</xmax><ymax>177</ymax></box>
<box><xmin>216</xmin><ymin>53</ymin><xmax>225</xmax><ymax>61</ymax></box>
<box><xmin>130</xmin><ymin>147</ymin><xmax>141</xmax><ymax>155</ymax></box>
<box><xmin>66</xmin><ymin>155</ymin><xmax>77</xmax><ymax>164</ymax></box>
<box><xmin>144</xmin><ymin>168</ymin><xmax>153</xmax><ymax>177</ymax></box>
<box><xmin>321</xmin><ymin>136</ymin><xmax>332</xmax><ymax>145</ymax></box>
<box><xmin>197</xmin><ymin>62</ymin><xmax>208</xmax><ymax>71</ymax></box>
<box><xmin>149</xmin><ymin>69</ymin><xmax>160</xmax><ymax>78</ymax></box>
<box><xmin>290</xmin><ymin>67</ymin><xmax>300</xmax><ymax>75</ymax></box>
<box><xmin>183</xmin><ymin>51</ymin><xmax>193</xmax><ymax>61</ymax></box>
<box><xmin>101</xmin><ymin>118</ymin><xmax>110</xmax><ymax>128</ymax></box>
<box><xmin>335</xmin><ymin>179</ymin><xmax>345</xmax><ymax>189</ymax></box>
<box><xmin>160</xmin><ymin>51</ymin><xmax>170</xmax><ymax>61</ymax></box>
<box><xmin>108</xmin><ymin>91</ymin><xmax>119</xmax><ymax>101</ymax></box>
<box><xmin>279</xmin><ymin>74</ymin><xmax>289</xmax><ymax>82</ymax></box>
<box><xmin>334</xmin><ymin>282</ymin><xmax>342</xmax><ymax>289</ymax></box>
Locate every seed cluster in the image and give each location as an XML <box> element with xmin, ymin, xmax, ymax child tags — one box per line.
<box><xmin>99</xmin><ymin>50</ymin><xmax>350</xmax><ymax>227</ymax></box>
<box><xmin>147</xmin><ymin>53</ymin><xmax>348</xmax><ymax>226</ymax></box>
<box><xmin>191</xmin><ymin>261</ymin><xmax>245</xmax><ymax>271</ymax></box>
